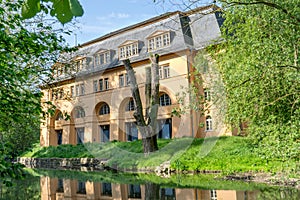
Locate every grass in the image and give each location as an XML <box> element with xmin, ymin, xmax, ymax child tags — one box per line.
<box><xmin>21</xmin><ymin>136</ymin><xmax>299</xmax><ymax>174</ymax></box>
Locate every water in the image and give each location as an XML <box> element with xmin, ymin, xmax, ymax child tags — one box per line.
<box><xmin>0</xmin><ymin>169</ymin><xmax>299</xmax><ymax>200</ymax></box>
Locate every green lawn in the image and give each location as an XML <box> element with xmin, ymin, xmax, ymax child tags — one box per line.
<box><xmin>21</xmin><ymin>136</ymin><xmax>299</xmax><ymax>175</ymax></box>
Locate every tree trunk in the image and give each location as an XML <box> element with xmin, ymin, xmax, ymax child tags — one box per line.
<box><xmin>144</xmin><ymin>182</ymin><xmax>160</xmax><ymax>200</ymax></box>
<box><xmin>122</xmin><ymin>55</ymin><xmax>160</xmax><ymax>154</ymax></box>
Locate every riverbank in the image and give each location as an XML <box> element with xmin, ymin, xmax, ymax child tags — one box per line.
<box><xmin>20</xmin><ymin>136</ymin><xmax>299</xmax><ymax>188</ymax></box>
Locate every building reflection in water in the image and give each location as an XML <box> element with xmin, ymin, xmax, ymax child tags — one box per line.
<box><xmin>40</xmin><ymin>176</ymin><xmax>258</xmax><ymax>200</ymax></box>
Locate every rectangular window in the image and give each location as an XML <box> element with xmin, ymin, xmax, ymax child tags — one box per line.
<box><xmin>163</xmin><ymin>33</ymin><xmax>170</xmax><ymax>46</ymax></box>
<box><xmin>125</xmin><ymin>73</ymin><xmax>130</xmax><ymax>86</ymax></box>
<box><xmin>148</xmin><ymin>32</ymin><xmax>170</xmax><ymax>51</ymax></box>
<box><xmin>148</xmin><ymin>38</ymin><xmax>155</xmax><ymax>51</ymax></box>
<box><xmin>119</xmin><ymin>42</ymin><xmax>139</xmax><ymax>59</ymax></box>
<box><xmin>204</xmin><ymin>89</ymin><xmax>211</xmax><ymax>101</ymax></box>
<box><xmin>93</xmin><ymin>80</ymin><xmax>98</xmax><ymax>92</ymax></box>
<box><xmin>80</xmin><ymin>84</ymin><xmax>85</xmax><ymax>96</ymax></box>
<box><xmin>75</xmin><ymin>85</ymin><xmax>80</xmax><ymax>96</ymax></box>
<box><xmin>156</xmin><ymin>36</ymin><xmax>162</xmax><ymax>48</ymax></box>
<box><xmin>119</xmin><ymin>47</ymin><xmax>125</xmax><ymax>59</ymax></box>
<box><xmin>101</xmin><ymin>183</ymin><xmax>112</xmax><ymax>196</ymax></box>
<box><xmin>119</xmin><ymin>74</ymin><xmax>124</xmax><ymax>87</ymax></box>
<box><xmin>100</xmin><ymin>53</ymin><xmax>105</xmax><ymax>65</ymax></box>
<box><xmin>163</xmin><ymin>65</ymin><xmax>170</xmax><ymax>78</ymax></box>
<box><xmin>58</xmin><ymin>89</ymin><xmax>64</xmax><ymax>99</ymax></box>
<box><xmin>128</xmin><ymin>184</ymin><xmax>141</xmax><ymax>198</ymax></box>
<box><xmin>71</xmin><ymin>86</ymin><xmax>75</xmax><ymax>97</ymax></box>
<box><xmin>76</xmin><ymin>127</ymin><xmax>84</xmax><ymax>144</ymax></box>
<box><xmin>126</xmin><ymin>122</ymin><xmax>138</xmax><ymax>141</ymax></box>
<box><xmin>104</xmin><ymin>78</ymin><xmax>109</xmax><ymax>90</ymax></box>
<box><xmin>99</xmin><ymin>79</ymin><xmax>103</xmax><ymax>91</ymax></box>
<box><xmin>158</xmin><ymin>66</ymin><xmax>163</xmax><ymax>79</ymax></box>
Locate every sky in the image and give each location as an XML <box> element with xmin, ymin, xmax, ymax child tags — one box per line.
<box><xmin>64</xmin><ymin>0</ymin><xmax>179</xmax><ymax>46</ymax></box>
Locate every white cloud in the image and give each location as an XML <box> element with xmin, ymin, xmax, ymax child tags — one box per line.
<box><xmin>96</xmin><ymin>12</ymin><xmax>130</xmax><ymax>21</ymax></box>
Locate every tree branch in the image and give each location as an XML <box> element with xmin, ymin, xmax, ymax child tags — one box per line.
<box><xmin>123</xmin><ymin>59</ymin><xmax>146</xmax><ymax>125</ymax></box>
<box><xmin>222</xmin><ymin>0</ymin><xmax>300</xmax><ymax>24</ymax></box>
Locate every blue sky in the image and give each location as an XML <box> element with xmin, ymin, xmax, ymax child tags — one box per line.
<box><xmin>64</xmin><ymin>0</ymin><xmax>178</xmax><ymax>46</ymax></box>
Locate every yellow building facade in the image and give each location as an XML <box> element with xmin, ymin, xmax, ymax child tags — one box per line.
<box><xmin>40</xmin><ymin>6</ymin><xmax>231</xmax><ymax>147</ymax></box>
<box><xmin>40</xmin><ymin>177</ymin><xmax>258</xmax><ymax>200</ymax></box>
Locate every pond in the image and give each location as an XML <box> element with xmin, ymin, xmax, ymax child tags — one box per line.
<box><xmin>0</xmin><ymin>169</ymin><xmax>299</xmax><ymax>200</ymax></box>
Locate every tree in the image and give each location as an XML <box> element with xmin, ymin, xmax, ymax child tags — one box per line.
<box><xmin>0</xmin><ymin>0</ymin><xmax>72</xmax><ymax>184</ymax></box>
<box><xmin>21</xmin><ymin>0</ymin><xmax>84</xmax><ymax>24</ymax></box>
<box><xmin>211</xmin><ymin>0</ymin><xmax>299</xmax><ymax>160</ymax></box>
<box><xmin>123</xmin><ymin>54</ymin><xmax>160</xmax><ymax>154</ymax></box>
<box><xmin>156</xmin><ymin>0</ymin><xmax>299</xmax><ymax>160</ymax></box>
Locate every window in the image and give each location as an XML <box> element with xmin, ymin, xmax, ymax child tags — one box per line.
<box><xmin>158</xmin><ymin>119</ymin><xmax>172</xmax><ymax>139</ymax></box>
<box><xmin>147</xmin><ymin>31</ymin><xmax>170</xmax><ymax>51</ymax></box>
<box><xmin>128</xmin><ymin>184</ymin><xmax>141</xmax><ymax>198</ymax></box>
<box><xmin>119</xmin><ymin>74</ymin><xmax>124</xmax><ymax>87</ymax></box>
<box><xmin>204</xmin><ymin>89</ymin><xmax>211</xmax><ymax>101</ymax></box>
<box><xmin>126</xmin><ymin>98</ymin><xmax>135</xmax><ymax>111</ymax></box>
<box><xmin>206</xmin><ymin>116</ymin><xmax>213</xmax><ymax>131</ymax></box>
<box><xmin>95</xmin><ymin>51</ymin><xmax>110</xmax><ymax>66</ymax></box>
<box><xmin>73</xmin><ymin>59</ymin><xmax>84</xmax><ymax>72</ymax></box>
<box><xmin>70</xmin><ymin>86</ymin><xmax>75</xmax><ymax>97</ymax></box>
<box><xmin>119</xmin><ymin>41</ymin><xmax>139</xmax><ymax>59</ymax></box>
<box><xmin>100</xmin><ymin>125</ymin><xmax>110</xmax><ymax>143</ymax></box>
<box><xmin>101</xmin><ymin>183</ymin><xmax>112</xmax><ymax>196</ymax></box>
<box><xmin>99</xmin><ymin>103</ymin><xmax>110</xmax><ymax>115</ymax></box>
<box><xmin>56</xmin><ymin>130</ymin><xmax>62</xmax><ymax>145</ymax></box>
<box><xmin>160</xmin><ymin>188</ymin><xmax>176</xmax><ymax>199</ymax></box>
<box><xmin>163</xmin><ymin>65</ymin><xmax>170</xmax><ymax>78</ymax></box>
<box><xmin>104</xmin><ymin>78</ymin><xmax>109</xmax><ymax>90</ymax></box>
<box><xmin>119</xmin><ymin>74</ymin><xmax>129</xmax><ymax>87</ymax></box>
<box><xmin>77</xmin><ymin>181</ymin><xmax>86</xmax><ymax>194</ymax></box>
<box><xmin>210</xmin><ymin>190</ymin><xmax>217</xmax><ymax>200</ymax></box>
<box><xmin>75</xmin><ymin>85</ymin><xmax>80</xmax><ymax>96</ymax></box>
<box><xmin>125</xmin><ymin>73</ymin><xmax>130</xmax><ymax>85</ymax></box>
<box><xmin>76</xmin><ymin>127</ymin><xmax>84</xmax><ymax>144</ymax></box>
<box><xmin>126</xmin><ymin>122</ymin><xmax>138</xmax><ymax>141</ymax></box>
<box><xmin>56</xmin><ymin>111</ymin><xmax>63</xmax><ymax>120</ymax></box>
<box><xmin>58</xmin><ymin>89</ymin><xmax>64</xmax><ymax>99</ymax></box>
<box><xmin>57</xmin><ymin>179</ymin><xmax>64</xmax><ymax>192</ymax></box>
<box><xmin>159</xmin><ymin>93</ymin><xmax>171</xmax><ymax>106</ymax></box>
<box><xmin>93</xmin><ymin>80</ymin><xmax>98</xmax><ymax>92</ymax></box>
<box><xmin>158</xmin><ymin>65</ymin><xmax>170</xmax><ymax>79</ymax></box>
<box><xmin>99</xmin><ymin>79</ymin><xmax>103</xmax><ymax>91</ymax></box>
<box><xmin>80</xmin><ymin>84</ymin><xmax>85</xmax><ymax>96</ymax></box>
<box><xmin>74</xmin><ymin>107</ymin><xmax>85</xmax><ymax>118</ymax></box>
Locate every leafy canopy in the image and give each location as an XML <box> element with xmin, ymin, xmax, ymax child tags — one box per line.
<box><xmin>210</xmin><ymin>0</ymin><xmax>300</xmax><ymax>160</ymax></box>
<box><xmin>21</xmin><ymin>0</ymin><xmax>84</xmax><ymax>24</ymax></box>
<box><xmin>0</xmin><ymin>0</ymin><xmax>72</xmax><ymax>184</ymax></box>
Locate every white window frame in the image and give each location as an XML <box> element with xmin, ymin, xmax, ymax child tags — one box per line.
<box><xmin>95</xmin><ymin>51</ymin><xmax>111</xmax><ymax>66</ymax></box>
<box><xmin>147</xmin><ymin>31</ymin><xmax>170</xmax><ymax>51</ymax></box>
<box><xmin>119</xmin><ymin>41</ymin><xmax>139</xmax><ymax>60</ymax></box>
<box><xmin>206</xmin><ymin>116</ymin><xmax>213</xmax><ymax>131</ymax></box>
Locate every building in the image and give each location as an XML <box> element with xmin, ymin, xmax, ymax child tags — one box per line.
<box><xmin>40</xmin><ymin>5</ymin><xmax>231</xmax><ymax>147</ymax></box>
<box><xmin>40</xmin><ymin>176</ymin><xmax>259</xmax><ymax>200</ymax></box>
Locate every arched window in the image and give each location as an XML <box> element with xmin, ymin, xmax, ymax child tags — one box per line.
<box><xmin>126</xmin><ymin>98</ymin><xmax>135</xmax><ymax>111</ymax></box>
<box><xmin>74</xmin><ymin>107</ymin><xmax>85</xmax><ymax>118</ymax></box>
<box><xmin>159</xmin><ymin>93</ymin><xmax>171</xmax><ymax>106</ymax></box>
<box><xmin>206</xmin><ymin>116</ymin><xmax>213</xmax><ymax>131</ymax></box>
<box><xmin>55</xmin><ymin>111</ymin><xmax>63</xmax><ymax>120</ymax></box>
<box><xmin>99</xmin><ymin>103</ymin><xmax>110</xmax><ymax>115</ymax></box>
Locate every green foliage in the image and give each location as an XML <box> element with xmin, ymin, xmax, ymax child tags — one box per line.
<box><xmin>0</xmin><ymin>0</ymin><xmax>71</xmax><ymax>185</ymax></box>
<box><xmin>207</xmin><ymin>0</ymin><xmax>300</xmax><ymax>160</ymax></box>
<box><xmin>21</xmin><ymin>0</ymin><xmax>84</xmax><ymax>24</ymax></box>
<box><xmin>21</xmin><ymin>137</ymin><xmax>299</xmax><ymax>175</ymax></box>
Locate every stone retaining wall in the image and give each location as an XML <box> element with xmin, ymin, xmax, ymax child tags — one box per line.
<box><xmin>17</xmin><ymin>157</ymin><xmax>108</xmax><ymax>170</ymax></box>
